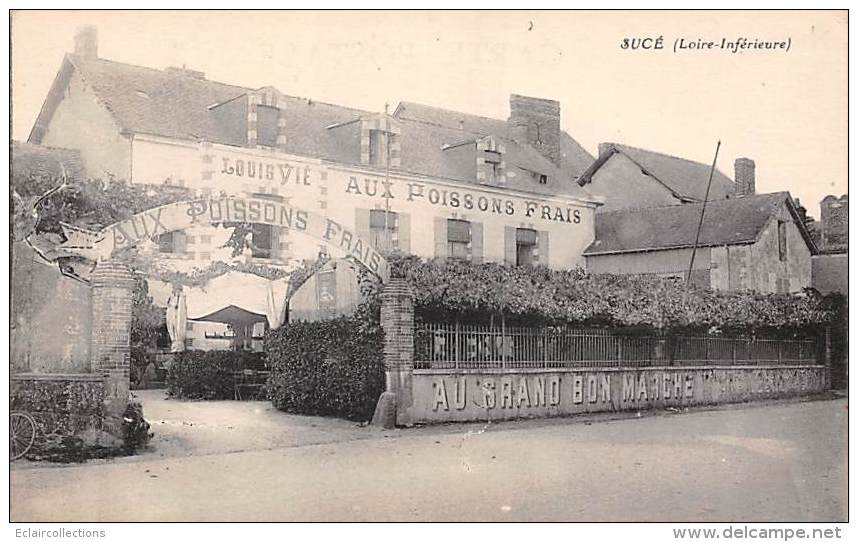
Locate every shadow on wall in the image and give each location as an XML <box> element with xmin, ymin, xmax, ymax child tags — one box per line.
<box><xmin>11</xmin><ymin>242</ymin><xmax>92</xmax><ymax>373</ymax></box>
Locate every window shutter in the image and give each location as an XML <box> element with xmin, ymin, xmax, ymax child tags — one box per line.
<box><xmin>355</xmin><ymin>208</ymin><xmax>371</xmax><ymax>243</ymax></box>
<box><xmin>470</xmin><ymin>222</ymin><xmax>484</xmax><ymax>264</ymax></box>
<box><xmin>174</xmin><ymin>231</ymin><xmax>187</xmax><ymax>254</ymax></box>
<box><xmin>537</xmin><ymin>230</ymin><xmax>550</xmax><ymax>267</ymax></box>
<box><xmin>159</xmin><ymin>232</ymin><xmax>174</xmax><ymax>253</ymax></box>
<box><xmin>398</xmin><ymin>212</ymin><xmax>411</xmax><ymax>254</ymax></box>
<box><xmin>270</xmin><ymin>226</ymin><xmax>281</xmax><ymax>260</ymax></box>
<box><xmin>434</xmin><ymin>217</ymin><xmax>448</xmax><ymax>260</ymax></box>
<box><xmin>504</xmin><ymin>226</ymin><xmax>516</xmax><ymax>265</ymax></box>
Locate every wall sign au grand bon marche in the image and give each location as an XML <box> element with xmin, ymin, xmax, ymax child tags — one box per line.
<box><xmin>214</xmin><ymin>154</ymin><xmax>585</xmax><ymax>224</ymax></box>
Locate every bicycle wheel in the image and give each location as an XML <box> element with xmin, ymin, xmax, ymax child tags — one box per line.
<box><xmin>10</xmin><ymin>411</ymin><xmax>37</xmax><ymax>461</ymax></box>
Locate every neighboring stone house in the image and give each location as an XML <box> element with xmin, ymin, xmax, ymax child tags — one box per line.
<box><xmin>584</xmin><ymin>192</ymin><xmax>818</xmax><ymax>293</ymax></box>
<box><xmin>810</xmin><ymin>194</ymin><xmax>848</xmax><ymax>295</ymax></box>
<box><xmin>575</xmin><ymin>142</ymin><xmax>749</xmax><ymax>213</ymax></box>
<box><xmin>24</xmin><ymin>26</ymin><xmax>603</xmax><ymax>336</ymax></box>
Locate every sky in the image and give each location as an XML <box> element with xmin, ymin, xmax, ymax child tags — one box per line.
<box><xmin>10</xmin><ymin>10</ymin><xmax>848</xmax><ymax>220</ymax></box>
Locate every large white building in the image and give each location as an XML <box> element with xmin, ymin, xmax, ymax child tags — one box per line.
<box><xmin>25</xmin><ymin>27</ymin><xmax>604</xmax><ymax>346</ymax></box>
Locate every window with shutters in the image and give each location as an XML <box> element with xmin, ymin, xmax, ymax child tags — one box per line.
<box><xmin>447</xmin><ymin>219</ymin><xmax>471</xmax><ymax>260</ymax></box>
<box><xmin>369</xmin><ymin>209</ymin><xmax>397</xmax><ymax>252</ymax></box>
<box><xmin>777</xmin><ymin>221</ymin><xmax>787</xmax><ymax>262</ymax></box>
<box><xmin>515</xmin><ymin>228</ymin><xmax>537</xmax><ymax>266</ymax></box>
<box><xmin>251</xmin><ymin>224</ymin><xmax>273</xmax><ymax>259</ymax></box>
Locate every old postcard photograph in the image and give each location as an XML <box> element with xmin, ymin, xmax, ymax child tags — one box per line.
<box><xmin>7</xmin><ymin>8</ymin><xmax>849</xmax><ymax>530</ymax></box>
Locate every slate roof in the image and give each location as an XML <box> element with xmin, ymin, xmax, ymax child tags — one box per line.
<box><xmin>395</xmin><ymin>101</ymin><xmax>596</xmax><ymax>181</ymax></box>
<box><xmin>584</xmin><ymin>191</ymin><xmax>818</xmax><ymax>256</ymax></box>
<box><xmin>12</xmin><ymin>140</ymin><xmax>84</xmax><ymax>180</ymax></box>
<box><xmin>577</xmin><ymin>142</ymin><xmax>736</xmax><ymax>203</ymax></box>
<box><xmin>30</xmin><ymin>55</ymin><xmax>596</xmax><ymax>200</ymax></box>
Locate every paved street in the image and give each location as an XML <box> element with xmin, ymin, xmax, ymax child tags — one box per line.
<box><xmin>11</xmin><ymin>397</ymin><xmax>847</xmax><ymax>522</ymax></box>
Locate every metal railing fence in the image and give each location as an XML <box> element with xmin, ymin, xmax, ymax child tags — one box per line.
<box><xmin>413</xmin><ymin>322</ymin><xmax>817</xmax><ymax>370</ymax></box>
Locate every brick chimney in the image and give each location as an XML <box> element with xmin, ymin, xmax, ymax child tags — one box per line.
<box><xmin>734</xmin><ymin>157</ymin><xmax>755</xmax><ymax>196</ymax></box>
<box><xmin>73</xmin><ymin>25</ymin><xmax>98</xmax><ymax>61</ymax></box>
<box><xmin>820</xmin><ymin>194</ymin><xmax>849</xmax><ymax>252</ymax></box>
<box><xmin>508</xmin><ymin>94</ymin><xmax>561</xmax><ymax>166</ymax></box>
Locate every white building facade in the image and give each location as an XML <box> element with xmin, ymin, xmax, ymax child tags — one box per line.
<box><xmin>26</xmin><ymin>27</ymin><xmax>603</xmax><ymax>346</ymax></box>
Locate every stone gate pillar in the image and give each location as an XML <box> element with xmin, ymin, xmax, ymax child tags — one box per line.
<box><xmin>372</xmin><ymin>278</ymin><xmax>414</xmax><ymax>428</ymax></box>
<box><xmin>90</xmin><ymin>259</ymin><xmax>135</xmax><ymax>429</ymax></box>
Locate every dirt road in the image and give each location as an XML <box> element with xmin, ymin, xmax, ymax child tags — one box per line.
<box><xmin>11</xmin><ymin>398</ymin><xmax>847</xmax><ymax>522</ymax></box>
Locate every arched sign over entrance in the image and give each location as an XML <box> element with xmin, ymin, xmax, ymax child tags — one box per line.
<box><xmin>61</xmin><ymin>196</ymin><xmax>390</xmax><ymax>282</ymax></box>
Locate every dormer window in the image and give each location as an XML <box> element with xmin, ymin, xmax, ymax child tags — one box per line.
<box><xmin>369</xmin><ymin>130</ymin><xmax>390</xmax><ymax>167</ymax></box>
<box><xmin>360</xmin><ymin>114</ymin><xmax>401</xmax><ymax>168</ymax></box>
<box><xmin>483</xmin><ymin>150</ymin><xmax>502</xmax><ymax>183</ymax></box>
<box><xmin>484</xmin><ymin>150</ymin><xmax>502</xmax><ymax>164</ymax></box>
<box><xmin>256</xmin><ymin>105</ymin><xmax>279</xmax><ymax>147</ymax></box>
<box><xmin>538</xmin><ymin>174</ymin><xmax>548</xmax><ymax>184</ymax></box>
<box><xmin>476</xmin><ymin>136</ymin><xmax>505</xmax><ymax>185</ymax></box>
<box><xmin>237</xmin><ymin>88</ymin><xmax>288</xmax><ymax>151</ymax></box>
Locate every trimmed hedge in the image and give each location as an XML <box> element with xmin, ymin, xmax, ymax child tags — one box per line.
<box><xmin>166</xmin><ymin>350</ymin><xmax>266</xmax><ymax>400</ymax></box>
<box><xmin>265</xmin><ymin>316</ymin><xmax>384</xmax><ymax>421</ymax></box>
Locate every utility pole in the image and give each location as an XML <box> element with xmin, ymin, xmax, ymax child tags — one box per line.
<box><xmin>686</xmin><ymin>141</ymin><xmax>721</xmax><ymax>289</ymax></box>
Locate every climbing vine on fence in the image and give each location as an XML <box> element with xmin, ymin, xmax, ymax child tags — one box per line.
<box><xmin>358</xmin><ymin>256</ymin><xmax>839</xmax><ymax>334</ymax></box>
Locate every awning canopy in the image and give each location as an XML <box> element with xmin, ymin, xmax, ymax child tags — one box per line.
<box><xmin>149</xmin><ymin>270</ymin><xmax>289</xmax><ymax>328</ymax></box>
<box><xmin>193</xmin><ymin>304</ymin><xmax>267</xmax><ymax>326</ymax></box>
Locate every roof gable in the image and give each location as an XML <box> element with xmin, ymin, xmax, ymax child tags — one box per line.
<box><xmin>578</xmin><ymin>143</ymin><xmax>736</xmax><ymax>203</ymax></box>
<box><xmin>585</xmin><ymin>192</ymin><xmax>818</xmax><ymax>256</ymax></box>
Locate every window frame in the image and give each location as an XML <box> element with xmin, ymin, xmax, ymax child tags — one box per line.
<box><xmin>369</xmin><ymin>209</ymin><xmax>398</xmax><ymax>252</ymax></box>
<box><xmin>446</xmin><ymin>219</ymin><xmax>471</xmax><ymax>260</ymax></box>
<box><xmin>251</xmin><ymin>223</ymin><xmax>274</xmax><ymax>259</ymax></box>
<box><xmin>515</xmin><ymin>227</ymin><xmax>538</xmax><ymax>266</ymax></box>
<box><xmin>777</xmin><ymin>220</ymin><xmax>788</xmax><ymax>262</ymax></box>
<box><xmin>256</xmin><ymin>104</ymin><xmax>280</xmax><ymax>147</ymax></box>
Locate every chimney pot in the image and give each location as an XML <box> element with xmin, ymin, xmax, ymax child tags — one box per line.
<box><xmin>598</xmin><ymin>143</ymin><xmax>615</xmax><ymax>158</ymax></box>
<box><xmin>734</xmin><ymin>157</ymin><xmax>755</xmax><ymax>196</ymax></box>
<box><xmin>74</xmin><ymin>25</ymin><xmax>98</xmax><ymax>61</ymax></box>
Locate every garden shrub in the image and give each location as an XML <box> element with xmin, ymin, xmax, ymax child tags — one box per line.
<box><xmin>10</xmin><ymin>378</ymin><xmax>152</xmax><ymax>462</ymax></box>
<box><xmin>166</xmin><ymin>350</ymin><xmax>266</xmax><ymax>400</ymax></box>
<box><xmin>265</xmin><ymin>315</ymin><xmax>384</xmax><ymax>421</ymax></box>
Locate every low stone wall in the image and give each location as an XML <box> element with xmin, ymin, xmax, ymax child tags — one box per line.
<box><xmin>411</xmin><ymin>365</ymin><xmax>828</xmax><ymax>423</ymax></box>
<box><xmin>10</xmin><ymin>373</ymin><xmax>107</xmax><ymax>440</ymax></box>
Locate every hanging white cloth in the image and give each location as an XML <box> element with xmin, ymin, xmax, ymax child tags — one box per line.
<box><xmin>165</xmin><ymin>288</ymin><xmax>188</xmax><ymax>352</ymax></box>
<box><xmin>265</xmin><ymin>280</ymin><xmax>287</xmax><ymax>329</ymax></box>
<box><xmin>150</xmin><ymin>272</ymin><xmax>290</xmax><ymax>330</ymax></box>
